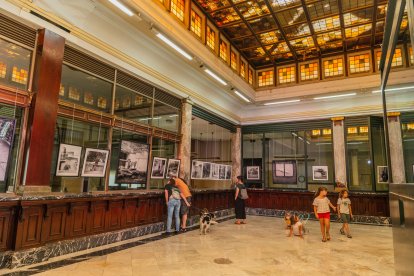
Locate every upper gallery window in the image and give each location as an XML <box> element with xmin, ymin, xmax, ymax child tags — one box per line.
<box><xmin>278</xmin><ymin>66</ymin><xmax>296</xmax><ymax>84</ymax></box>
<box><xmin>300</xmin><ymin>62</ymin><xmax>318</xmax><ymax>81</ymax></box>
<box><xmin>230</xmin><ymin>51</ymin><xmax>237</xmax><ymax>70</ymax></box>
<box><xmin>349</xmin><ymin>53</ymin><xmax>370</xmax><ymax>74</ymax></box>
<box><xmin>171</xmin><ymin>0</ymin><xmax>185</xmax><ymax>22</ymax></box>
<box><xmin>240</xmin><ymin>61</ymin><xmax>246</xmax><ymax>79</ymax></box>
<box><xmin>219</xmin><ymin>40</ymin><xmax>228</xmax><ymax>61</ymax></box>
<box><xmin>206</xmin><ymin>26</ymin><xmax>215</xmax><ymax>50</ymax></box>
<box><xmin>376</xmin><ymin>48</ymin><xmax>403</xmax><ymax>69</ymax></box>
<box><xmin>248</xmin><ymin>68</ymin><xmax>253</xmax><ymax>85</ymax></box>
<box><xmin>190</xmin><ymin>10</ymin><xmax>202</xmax><ymax>37</ymax></box>
<box><xmin>258</xmin><ymin>70</ymin><xmax>274</xmax><ymax>87</ymax></box>
<box><xmin>323</xmin><ymin>57</ymin><xmax>344</xmax><ymax>78</ymax></box>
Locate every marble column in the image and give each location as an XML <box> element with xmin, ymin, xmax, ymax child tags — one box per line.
<box><xmin>178</xmin><ymin>98</ymin><xmax>193</xmax><ymax>183</ymax></box>
<box><xmin>387</xmin><ymin>112</ymin><xmax>406</xmax><ymax>184</ymax></box>
<box><xmin>231</xmin><ymin>127</ymin><xmax>242</xmax><ymax>181</ymax></box>
<box><xmin>332</xmin><ymin>117</ymin><xmax>347</xmax><ymax>188</ymax></box>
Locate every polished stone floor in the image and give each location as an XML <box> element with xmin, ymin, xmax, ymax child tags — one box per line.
<box><xmin>14</xmin><ymin>216</ymin><xmax>395</xmax><ymax>276</ymax></box>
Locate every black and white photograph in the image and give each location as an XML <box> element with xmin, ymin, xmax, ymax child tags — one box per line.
<box><xmin>0</xmin><ymin>117</ymin><xmax>15</xmax><ymax>182</ymax></box>
<box><xmin>247</xmin><ymin>166</ymin><xmax>260</xmax><ymax>180</ymax></box>
<box><xmin>56</xmin><ymin>144</ymin><xmax>82</xmax><ymax>177</ymax></box>
<box><xmin>151</xmin><ymin>157</ymin><xmax>167</xmax><ymax>179</ymax></box>
<box><xmin>219</xmin><ymin>165</ymin><xmax>226</xmax><ymax>180</ymax></box>
<box><xmin>116</xmin><ymin>141</ymin><xmax>149</xmax><ymax>184</ymax></box>
<box><xmin>191</xmin><ymin>160</ymin><xmax>203</xmax><ymax>179</ymax></box>
<box><xmin>225</xmin><ymin>165</ymin><xmax>232</xmax><ymax>180</ymax></box>
<box><xmin>272</xmin><ymin>160</ymin><xmax>297</xmax><ymax>184</ymax></box>
<box><xmin>211</xmin><ymin>163</ymin><xmax>219</xmax><ymax>179</ymax></box>
<box><xmin>81</xmin><ymin>148</ymin><xmax>109</xmax><ymax>177</ymax></box>
<box><xmin>202</xmin><ymin>162</ymin><xmax>211</xmax><ymax>179</ymax></box>
<box><xmin>312</xmin><ymin>166</ymin><xmax>329</xmax><ymax>181</ymax></box>
<box><xmin>166</xmin><ymin>159</ymin><xmax>180</xmax><ymax>178</ymax></box>
<box><xmin>378</xmin><ymin>166</ymin><xmax>389</xmax><ymax>183</ymax></box>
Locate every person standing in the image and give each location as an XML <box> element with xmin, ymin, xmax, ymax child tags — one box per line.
<box><xmin>337</xmin><ymin>190</ymin><xmax>353</xmax><ymax>238</ymax></box>
<box><xmin>174</xmin><ymin>177</ymin><xmax>192</xmax><ymax>232</ymax></box>
<box><xmin>313</xmin><ymin>187</ymin><xmax>336</xmax><ymax>242</ymax></box>
<box><xmin>234</xmin><ymin>175</ymin><xmax>247</xmax><ymax>225</ymax></box>
<box><xmin>164</xmin><ymin>178</ymin><xmax>181</xmax><ymax>234</ymax></box>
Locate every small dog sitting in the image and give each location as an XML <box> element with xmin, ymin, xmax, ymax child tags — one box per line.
<box><xmin>284</xmin><ymin>213</ymin><xmax>293</xmax><ymax>229</ymax></box>
<box><xmin>199</xmin><ymin>208</ymin><xmax>218</xmax><ymax>235</ymax></box>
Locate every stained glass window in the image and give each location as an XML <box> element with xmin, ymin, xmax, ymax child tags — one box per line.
<box><xmin>231</xmin><ymin>51</ymin><xmax>237</xmax><ymax>70</ymax></box>
<box><xmin>312</xmin><ymin>16</ymin><xmax>340</xmax><ymax>33</ymax></box>
<box><xmin>278</xmin><ymin>66</ymin><xmax>296</xmax><ymax>84</ymax></box>
<box><xmin>219</xmin><ymin>40</ymin><xmax>228</xmax><ymax>61</ymax></box>
<box><xmin>349</xmin><ymin>53</ymin><xmax>370</xmax><ymax>74</ymax></box>
<box><xmin>171</xmin><ymin>0</ymin><xmax>185</xmax><ymax>22</ymax></box>
<box><xmin>323</xmin><ymin>129</ymin><xmax>332</xmax><ymax>135</ymax></box>
<box><xmin>343</xmin><ymin>8</ymin><xmax>373</xmax><ymax>27</ymax></box>
<box><xmin>410</xmin><ymin>47</ymin><xmax>413</xmax><ymax>65</ymax></box>
<box><xmin>376</xmin><ymin>48</ymin><xmax>403</xmax><ymax>69</ymax></box>
<box><xmin>240</xmin><ymin>61</ymin><xmax>246</xmax><ymax>79</ymax></box>
<box><xmin>323</xmin><ymin>57</ymin><xmax>344</xmax><ymax>77</ymax></box>
<box><xmin>300</xmin><ymin>62</ymin><xmax>318</xmax><ymax>81</ymax></box>
<box><xmin>0</xmin><ymin>62</ymin><xmax>6</xmax><ymax>78</ymax></box>
<box><xmin>345</xmin><ymin>24</ymin><xmax>372</xmax><ymax>38</ymax></box>
<box><xmin>11</xmin><ymin>66</ymin><xmax>28</xmax><ymax>85</ymax></box>
<box><xmin>258</xmin><ymin>70</ymin><xmax>274</xmax><ymax>87</ymax></box>
<box><xmin>248</xmin><ymin>68</ymin><xmax>253</xmax><ymax>84</ymax></box>
<box><xmin>206</xmin><ymin>26</ymin><xmax>215</xmax><ymax>50</ymax></box>
<box><xmin>190</xmin><ymin>10</ymin><xmax>202</xmax><ymax>37</ymax></box>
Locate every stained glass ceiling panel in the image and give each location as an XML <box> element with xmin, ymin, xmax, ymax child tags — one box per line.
<box><xmin>191</xmin><ymin>0</ymin><xmax>395</xmax><ymax>68</ymax></box>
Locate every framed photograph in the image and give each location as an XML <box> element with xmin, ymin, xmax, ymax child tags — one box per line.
<box><xmin>272</xmin><ymin>160</ymin><xmax>297</xmax><ymax>184</ymax></box>
<box><xmin>225</xmin><ymin>165</ymin><xmax>232</xmax><ymax>180</ymax></box>
<box><xmin>377</xmin><ymin>166</ymin><xmax>389</xmax><ymax>183</ymax></box>
<box><xmin>0</xmin><ymin>118</ymin><xmax>16</xmax><ymax>182</ymax></box>
<box><xmin>191</xmin><ymin>160</ymin><xmax>203</xmax><ymax>179</ymax></box>
<box><xmin>116</xmin><ymin>140</ymin><xmax>149</xmax><ymax>184</ymax></box>
<box><xmin>166</xmin><ymin>158</ymin><xmax>180</xmax><ymax>178</ymax></box>
<box><xmin>247</xmin><ymin>166</ymin><xmax>260</xmax><ymax>180</ymax></box>
<box><xmin>151</xmin><ymin>157</ymin><xmax>167</xmax><ymax>179</ymax></box>
<box><xmin>56</xmin><ymin>144</ymin><xmax>82</xmax><ymax>177</ymax></box>
<box><xmin>219</xmin><ymin>165</ymin><xmax>226</xmax><ymax>180</ymax></box>
<box><xmin>81</xmin><ymin>148</ymin><xmax>109</xmax><ymax>177</ymax></box>
<box><xmin>312</xmin><ymin>166</ymin><xmax>329</xmax><ymax>181</ymax></box>
<box><xmin>211</xmin><ymin>163</ymin><xmax>220</xmax><ymax>179</ymax></box>
<box><xmin>202</xmin><ymin>162</ymin><xmax>212</xmax><ymax>179</ymax></box>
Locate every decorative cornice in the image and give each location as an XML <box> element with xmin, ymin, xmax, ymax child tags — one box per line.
<box><xmin>331</xmin><ymin>117</ymin><xmax>345</xmax><ymax>121</ymax></box>
<box><xmin>387</xmin><ymin>112</ymin><xmax>400</xmax><ymax>117</ymax></box>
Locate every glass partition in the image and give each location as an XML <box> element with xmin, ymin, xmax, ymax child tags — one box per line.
<box><xmin>50</xmin><ymin>117</ymin><xmax>109</xmax><ymax>192</ymax></box>
<box><xmin>114</xmin><ymin>85</ymin><xmax>152</xmax><ymax>124</ymax></box>
<box><xmin>402</xmin><ymin>119</ymin><xmax>414</xmax><ymax>183</ymax></box>
<box><xmin>149</xmin><ymin>138</ymin><xmax>178</xmax><ymax>189</ymax></box>
<box><xmin>152</xmin><ymin>101</ymin><xmax>180</xmax><ymax>133</ymax></box>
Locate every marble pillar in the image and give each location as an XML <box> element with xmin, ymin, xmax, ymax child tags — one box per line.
<box><xmin>332</xmin><ymin>117</ymin><xmax>347</xmax><ymax>188</ymax></box>
<box><xmin>178</xmin><ymin>98</ymin><xmax>193</xmax><ymax>183</ymax></box>
<box><xmin>231</xmin><ymin>127</ymin><xmax>242</xmax><ymax>181</ymax></box>
<box><xmin>387</xmin><ymin>112</ymin><xmax>406</xmax><ymax>184</ymax></box>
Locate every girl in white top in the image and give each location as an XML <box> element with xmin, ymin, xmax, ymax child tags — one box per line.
<box><xmin>313</xmin><ymin>187</ymin><xmax>336</xmax><ymax>242</ymax></box>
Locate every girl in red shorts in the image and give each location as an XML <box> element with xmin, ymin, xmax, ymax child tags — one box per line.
<box><xmin>313</xmin><ymin>187</ymin><xmax>337</xmax><ymax>242</ymax></box>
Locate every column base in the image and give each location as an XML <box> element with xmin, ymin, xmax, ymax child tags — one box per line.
<box><xmin>17</xmin><ymin>185</ymin><xmax>52</xmax><ymax>194</ymax></box>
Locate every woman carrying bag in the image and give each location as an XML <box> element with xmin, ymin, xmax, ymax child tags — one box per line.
<box><xmin>234</xmin><ymin>175</ymin><xmax>248</xmax><ymax>225</ymax></box>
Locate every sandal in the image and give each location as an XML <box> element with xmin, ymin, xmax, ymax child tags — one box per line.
<box><xmin>340</xmin><ymin>228</ymin><xmax>345</xmax><ymax>235</ymax></box>
<box><xmin>235</xmin><ymin>221</ymin><xmax>241</xmax><ymax>225</ymax></box>
<box><xmin>347</xmin><ymin>234</ymin><xmax>352</xmax><ymax>238</ymax></box>
<box><xmin>322</xmin><ymin>237</ymin><xmax>327</xmax><ymax>242</ymax></box>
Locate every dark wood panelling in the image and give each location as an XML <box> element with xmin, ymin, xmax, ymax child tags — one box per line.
<box><xmin>107</xmin><ymin>201</ymin><xmax>123</xmax><ymax>231</ymax></box>
<box><xmin>15</xmin><ymin>206</ymin><xmax>43</xmax><ymax>250</ymax></box>
<box><xmin>41</xmin><ymin>205</ymin><xmax>67</xmax><ymax>243</ymax></box>
<box><xmin>24</xmin><ymin>29</ymin><xmax>65</xmax><ymax>186</ymax></box>
<box><xmin>65</xmin><ymin>202</ymin><xmax>88</xmax><ymax>238</ymax></box>
<box><xmin>0</xmin><ymin>207</ymin><xmax>14</xmax><ymax>251</ymax></box>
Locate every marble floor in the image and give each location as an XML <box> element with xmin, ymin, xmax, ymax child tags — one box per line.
<box><xmin>11</xmin><ymin>216</ymin><xmax>395</xmax><ymax>276</ymax></box>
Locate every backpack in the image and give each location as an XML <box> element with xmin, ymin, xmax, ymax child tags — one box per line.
<box><xmin>171</xmin><ymin>187</ymin><xmax>181</xmax><ymax>200</ymax></box>
<box><xmin>240</xmin><ymin>188</ymin><xmax>249</xmax><ymax>199</ymax></box>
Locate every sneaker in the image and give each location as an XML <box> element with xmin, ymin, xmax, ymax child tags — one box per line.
<box><xmin>347</xmin><ymin>234</ymin><xmax>352</xmax><ymax>238</ymax></box>
<box><xmin>340</xmin><ymin>228</ymin><xmax>345</xmax><ymax>235</ymax></box>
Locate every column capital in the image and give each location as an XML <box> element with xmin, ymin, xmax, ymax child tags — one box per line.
<box><xmin>387</xmin><ymin>112</ymin><xmax>400</xmax><ymax>117</ymax></box>
<box><xmin>331</xmin><ymin>116</ymin><xmax>344</xmax><ymax>121</ymax></box>
<box><xmin>181</xmin><ymin>97</ymin><xmax>194</xmax><ymax>105</ymax></box>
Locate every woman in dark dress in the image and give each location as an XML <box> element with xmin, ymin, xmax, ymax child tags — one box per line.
<box><xmin>234</xmin><ymin>175</ymin><xmax>247</xmax><ymax>224</ymax></box>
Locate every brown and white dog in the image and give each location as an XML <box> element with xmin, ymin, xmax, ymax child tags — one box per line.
<box><xmin>199</xmin><ymin>208</ymin><xmax>218</xmax><ymax>235</ymax></box>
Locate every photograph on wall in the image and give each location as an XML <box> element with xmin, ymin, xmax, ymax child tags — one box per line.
<box><xmin>246</xmin><ymin>166</ymin><xmax>260</xmax><ymax>180</ymax></box>
<box><xmin>225</xmin><ymin>165</ymin><xmax>232</xmax><ymax>180</ymax></box>
<box><xmin>191</xmin><ymin>160</ymin><xmax>203</xmax><ymax>179</ymax></box>
<box><xmin>116</xmin><ymin>140</ymin><xmax>149</xmax><ymax>184</ymax></box>
<box><xmin>0</xmin><ymin>118</ymin><xmax>16</xmax><ymax>182</ymax></box>
<box><xmin>211</xmin><ymin>163</ymin><xmax>220</xmax><ymax>179</ymax></box>
<box><xmin>166</xmin><ymin>158</ymin><xmax>180</xmax><ymax>178</ymax></box>
<box><xmin>219</xmin><ymin>165</ymin><xmax>226</xmax><ymax>180</ymax></box>
<box><xmin>56</xmin><ymin>144</ymin><xmax>82</xmax><ymax>177</ymax></box>
<box><xmin>272</xmin><ymin>160</ymin><xmax>297</xmax><ymax>184</ymax></box>
<box><xmin>202</xmin><ymin>162</ymin><xmax>212</xmax><ymax>179</ymax></box>
<box><xmin>81</xmin><ymin>148</ymin><xmax>109</xmax><ymax>177</ymax></box>
<box><xmin>377</xmin><ymin>166</ymin><xmax>389</xmax><ymax>183</ymax></box>
<box><xmin>151</xmin><ymin>157</ymin><xmax>167</xmax><ymax>179</ymax></box>
<box><xmin>312</xmin><ymin>166</ymin><xmax>329</xmax><ymax>181</ymax></box>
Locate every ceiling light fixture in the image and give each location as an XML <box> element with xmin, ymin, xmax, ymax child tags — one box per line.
<box><xmin>156</xmin><ymin>33</ymin><xmax>193</xmax><ymax>61</ymax></box>
<box><xmin>372</xmin><ymin>85</ymin><xmax>414</xmax><ymax>93</ymax></box>
<box><xmin>204</xmin><ymin>69</ymin><xmax>227</xmax><ymax>86</ymax></box>
<box><xmin>263</xmin><ymin>99</ymin><xmax>301</xmax><ymax>106</ymax></box>
<box><xmin>313</xmin><ymin>93</ymin><xmax>356</xmax><ymax>100</ymax></box>
<box><xmin>108</xmin><ymin>0</ymin><xmax>134</xmax><ymax>16</ymax></box>
<box><xmin>234</xmin><ymin>90</ymin><xmax>250</xmax><ymax>103</ymax></box>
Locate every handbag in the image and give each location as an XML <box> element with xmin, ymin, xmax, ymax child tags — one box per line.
<box><xmin>240</xmin><ymin>188</ymin><xmax>249</xmax><ymax>200</ymax></box>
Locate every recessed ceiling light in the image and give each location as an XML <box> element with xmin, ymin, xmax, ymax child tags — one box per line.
<box><xmin>108</xmin><ymin>0</ymin><xmax>134</xmax><ymax>16</ymax></box>
<box><xmin>204</xmin><ymin>69</ymin><xmax>227</xmax><ymax>86</ymax></box>
<box><xmin>234</xmin><ymin>90</ymin><xmax>250</xmax><ymax>103</ymax></box>
<box><xmin>313</xmin><ymin>93</ymin><xmax>356</xmax><ymax>100</ymax></box>
<box><xmin>156</xmin><ymin>33</ymin><xmax>193</xmax><ymax>61</ymax></box>
<box><xmin>264</xmin><ymin>99</ymin><xmax>301</xmax><ymax>105</ymax></box>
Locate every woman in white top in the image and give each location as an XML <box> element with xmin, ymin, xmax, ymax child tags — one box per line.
<box><xmin>313</xmin><ymin>187</ymin><xmax>336</xmax><ymax>242</ymax></box>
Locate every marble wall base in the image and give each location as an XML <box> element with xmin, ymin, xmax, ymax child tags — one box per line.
<box><xmin>246</xmin><ymin>207</ymin><xmax>391</xmax><ymax>226</ymax></box>
<box><xmin>0</xmin><ymin>209</ymin><xmax>235</xmax><ymax>269</ymax></box>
